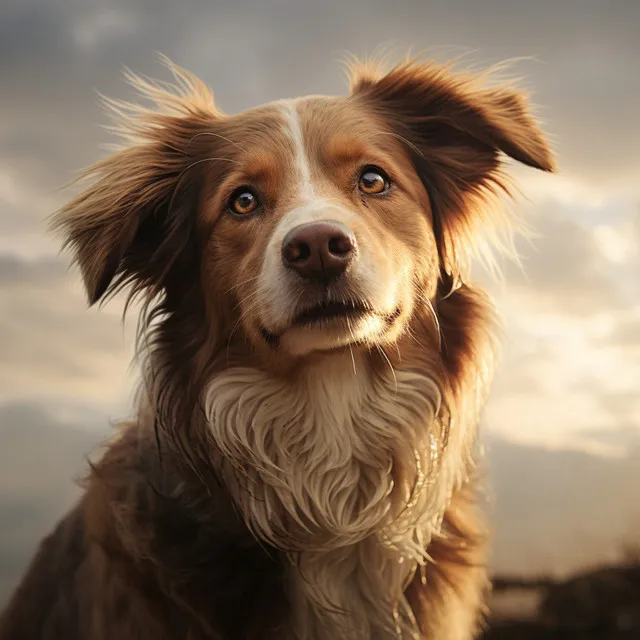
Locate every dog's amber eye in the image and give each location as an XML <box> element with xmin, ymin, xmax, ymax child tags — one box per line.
<box><xmin>358</xmin><ymin>167</ymin><xmax>390</xmax><ymax>195</ymax></box>
<box><xmin>228</xmin><ymin>188</ymin><xmax>259</xmax><ymax>216</ymax></box>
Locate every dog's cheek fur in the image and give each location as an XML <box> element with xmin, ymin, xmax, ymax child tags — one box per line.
<box><xmin>201</xmin><ymin>214</ymin><xmax>280</xmax><ymax>355</ymax></box>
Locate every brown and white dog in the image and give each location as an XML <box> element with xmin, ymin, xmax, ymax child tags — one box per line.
<box><xmin>0</xmin><ymin>56</ymin><xmax>555</xmax><ymax>639</ymax></box>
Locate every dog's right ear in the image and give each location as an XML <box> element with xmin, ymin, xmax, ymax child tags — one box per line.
<box><xmin>51</xmin><ymin>61</ymin><xmax>221</xmax><ymax>306</ymax></box>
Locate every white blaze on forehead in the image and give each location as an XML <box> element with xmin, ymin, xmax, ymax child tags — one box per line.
<box><xmin>280</xmin><ymin>99</ymin><xmax>316</xmax><ymax>202</ymax></box>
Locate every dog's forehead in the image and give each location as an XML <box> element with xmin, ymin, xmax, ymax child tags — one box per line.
<box><xmin>228</xmin><ymin>95</ymin><xmax>375</xmax><ymax>154</ymax></box>
<box><xmin>241</xmin><ymin>95</ymin><xmax>343</xmax><ymax>124</ymax></box>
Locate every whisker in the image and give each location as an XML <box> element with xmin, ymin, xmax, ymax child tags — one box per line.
<box><xmin>345</xmin><ymin>317</ymin><xmax>358</xmax><ymax>376</ymax></box>
<box><xmin>371</xmin><ymin>131</ymin><xmax>425</xmax><ymax>158</ymax></box>
<box><xmin>188</xmin><ymin>132</ymin><xmax>247</xmax><ymax>152</ymax></box>
<box><xmin>422</xmin><ymin>295</ymin><xmax>442</xmax><ymax>352</ymax></box>
<box><xmin>348</xmin><ymin>344</ymin><xmax>357</xmax><ymax>375</ymax></box>
<box><xmin>377</xmin><ymin>345</ymin><xmax>397</xmax><ymax>393</ymax></box>
<box><xmin>167</xmin><ymin>155</ymin><xmax>242</xmax><ymax>215</ymax></box>
<box><xmin>181</xmin><ymin>156</ymin><xmax>241</xmax><ymax>175</ymax></box>
<box><xmin>412</xmin><ymin>280</ymin><xmax>444</xmax><ymax>354</ymax></box>
<box><xmin>230</xmin><ymin>288</ymin><xmax>263</xmax><ymax>314</ymax></box>
<box><xmin>403</xmin><ymin>322</ymin><xmax>430</xmax><ymax>361</ymax></box>
<box><xmin>224</xmin><ymin>275</ymin><xmax>261</xmax><ymax>295</ymax></box>
<box><xmin>225</xmin><ymin>294</ymin><xmax>268</xmax><ymax>365</ymax></box>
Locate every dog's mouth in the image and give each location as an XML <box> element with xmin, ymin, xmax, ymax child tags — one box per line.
<box><xmin>292</xmin><ymin>300</ymin><xmax>371</xmax><ymax>326</ymax></box>
<box><xmin>259</xmin><ymin>300</ymin><xmax>402</xmax><ymax>347</ymax></box>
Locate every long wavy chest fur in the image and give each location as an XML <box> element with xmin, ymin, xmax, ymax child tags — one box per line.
<box><xmin>204</xmin><ymin>353</ymin><xmax>475</xmax><ymax>639</ymax></box>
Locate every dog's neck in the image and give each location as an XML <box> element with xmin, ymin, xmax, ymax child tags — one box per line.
<box><xmin>203</xmin><ymin>349</ymin><xmax>471</xmax><ymax>639</ymax></box>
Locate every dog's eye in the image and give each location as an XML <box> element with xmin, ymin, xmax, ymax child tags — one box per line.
<box><xmin>228</xmin><ymin>188</ymin><xmax>259</xmax><ymax>216</ymax></box>
<box><xmin>358</xmin><ymin>166</ymin><xmax>390</xmax><ymax>195</ymax></box>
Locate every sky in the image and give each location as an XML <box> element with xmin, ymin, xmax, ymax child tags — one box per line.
<box><xmin>1</xmin><ymin>0</ymin><xmax>639</xmax><ymax>601</ymax></box>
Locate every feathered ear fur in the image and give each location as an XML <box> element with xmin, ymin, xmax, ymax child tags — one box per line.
<box><xmin>349</xmin><ymin>58</ymin><xmax>556</xmax><ymax>283</ymax></box>
<box><xmin>51</xmin><ymin>59</ymin><xmax>221</xmax><ymax>306</ymax></box>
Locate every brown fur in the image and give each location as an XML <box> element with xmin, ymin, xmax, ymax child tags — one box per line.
<box><xmin>0</xmin><ymin>55</ymin><xmax>554</xmax><ymax>639</ymax></box>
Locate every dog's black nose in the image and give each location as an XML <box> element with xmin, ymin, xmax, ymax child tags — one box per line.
<box><xmin>281</xmin><ymin>221</ymin><xmax>356</xmax><ymax>283</ymax></box>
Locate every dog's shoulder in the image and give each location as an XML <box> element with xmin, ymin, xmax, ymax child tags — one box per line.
<box><xmin>84</xmin><ymin>422</ymin><xmax>291</xmax><ymax>638</ymax></box>
<box><xmin>1</xmin><ymin>423</ymin><xmax>290</xmax><ymax>639</ymax></box>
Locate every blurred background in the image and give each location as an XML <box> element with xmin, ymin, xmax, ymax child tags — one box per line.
<box><xmin>1</xmin><ymin>0</ymin><xmax>638</xmax><ymax>635</ymax></box>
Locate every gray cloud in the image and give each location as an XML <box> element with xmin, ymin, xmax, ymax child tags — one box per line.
<box><xmin>485</xmin><ymin>434</ymin><xmax>640</xmax><ymax>576</ymax></box>
<box><xmin>0</xmin><ymin>400</ymin><xmax>106</xmax><ymax>603</ymax></box>
<box><xmin>0</xmin><ymin>255</ymin><xmax>135</xmax><ymax>405</ymax></box>
<box><xmin>0</xmin><ymin>255</ymin><xmax>67</xmax><ymax>286</ymax></box>
<box><xmin>607</xmin><ymin>318</ymin><xmax>640</xmax><ymax>347</ymax></box>
<box><xmin>502</xmin><ymin>204</ymin><xmax>625</xmax><ymax>315</ymax></box>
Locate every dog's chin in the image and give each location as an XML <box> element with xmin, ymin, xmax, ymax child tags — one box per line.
<box><xmin>259</xmin><ymin>301</ymin><xmax>403</xmax><ymax>357</ymax></box>
<box><xmin>280</xmin><ymin>314</ymin><xmax>386</xmax><ymax>356</ymax></box>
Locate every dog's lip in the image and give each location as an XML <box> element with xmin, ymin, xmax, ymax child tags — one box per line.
<box><xmin>292</xmin><ymin>300</ymin><xmax>372</xmax><ymax>326</ymax></box>
<box><xmin>259</xmin><ymin>303</ymin><xmax>402</xmax><ymax>345</ymax></box>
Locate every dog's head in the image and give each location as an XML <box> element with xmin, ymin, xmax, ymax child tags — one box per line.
<box><xmin>54</xmin><ymin>58</ymin><xmax>554</xmax><ymax>366</ymax></box>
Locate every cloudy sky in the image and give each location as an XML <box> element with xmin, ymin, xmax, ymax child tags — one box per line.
<box><xmin>1</xmin><ymin>0</ymin><xmax>639</xmax><ymax>601</ymax></box>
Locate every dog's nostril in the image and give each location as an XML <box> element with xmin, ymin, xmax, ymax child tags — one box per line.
<box><xmin>328</xmin><ymin>234</ymin><xmax>354</xmax><ymax>257</ymax></box>
<box><xmin>298</xmin><ymin>243</ymin><xmax>311</xmax><ymax>261</ymax></box>
<box><xmin>284</xmin><ymin>241</ymin><xmax>311</xmax><ymax>263</ymax></box>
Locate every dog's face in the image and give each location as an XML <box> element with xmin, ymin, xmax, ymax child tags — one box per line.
<box><xmin>200</xmin><ymin>97</ymin><xmax>437</xmax><ymax>357</ymax></box>
<box><xmin>54</xmin><ymin>59</ymin><xmax>555</xmax><ymax>366</ymax></box>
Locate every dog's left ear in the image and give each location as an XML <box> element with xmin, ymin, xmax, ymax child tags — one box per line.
<box><xmin>51</xmin><ymin>62</ymin><xmax>220</xmax><ymax>306</ymax></box>
<box><xmin>350</xmin><ymin>60</ymin><xmax>556</xmax><ymax>279</ymax></box>
<box><xmin>351</xmin><ymin>59</ymin><xmax>555</xmax><ymax>176</ymax></box>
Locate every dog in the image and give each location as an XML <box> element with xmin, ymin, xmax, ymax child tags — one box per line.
<box><xmin>0</xmin><ymin>55</ymin><xmax>555</xmax><ymax>639</ymax></box>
